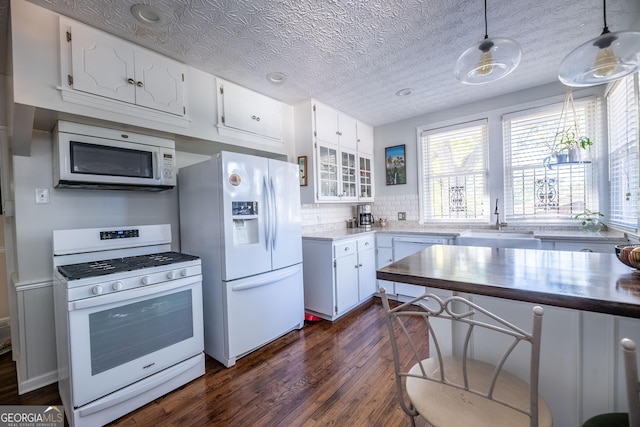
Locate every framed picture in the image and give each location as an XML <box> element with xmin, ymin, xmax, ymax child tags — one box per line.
<box><xmin>385</xmin><ymin>145</ymin><xmax>406</xmax><ymax>185</ymax></box>
<box><xmin>298</xmin><ymin>156</ymin><xmax>308</xmax><ymax>186</ymax></box>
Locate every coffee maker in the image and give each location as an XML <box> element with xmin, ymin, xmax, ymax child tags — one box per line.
<box><xmin>357</xmin><ymin>204</ymin><xmax>374</xmax><ymax>229</ymax></box>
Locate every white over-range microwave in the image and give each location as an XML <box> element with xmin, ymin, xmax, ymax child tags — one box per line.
<box><xmin>53</xmin><ymin>121</ymin><xmax>177</xmax><ymax>191</ymax></box>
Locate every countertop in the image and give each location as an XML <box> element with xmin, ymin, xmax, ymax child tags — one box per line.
<box><xmin>302</xmin><ymin>224</ymin><xmax>628</xmax><ymax>243</ymax></box>
<box><xmin>376</xmin><ymin>244</ymin><xmax>640</xmax><ymax>318</ymax></box>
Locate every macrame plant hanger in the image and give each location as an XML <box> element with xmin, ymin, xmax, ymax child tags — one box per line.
<box><xmin>552</xmin><ymin>87</ymin><xmax>583</xmax><ymax>162</ymax></box>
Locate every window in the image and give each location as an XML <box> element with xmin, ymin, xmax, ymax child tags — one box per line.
<box><xmin>503</xmin><ymin>99</ymin><xmax>598</xmax><ymax>222</ymax></box>
<box><xmin>418</xmin><ymin>120</ymin><xmax>488</xmax><ymax>222</ymax></box>
<box><xmin>607</xmin><ymin>74</ymin><xmax>639</xmax><ymax>231</ymax></box>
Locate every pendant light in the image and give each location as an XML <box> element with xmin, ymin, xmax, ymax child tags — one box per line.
<box><xmin>558</xmin><ymin>0</ymin><xmax>640</xmax><ymax>87</ymax></box>
<box><xmin>454</xmin><ymin>0</ymin><xmax>522</xmax><ymax>85</ymax></box>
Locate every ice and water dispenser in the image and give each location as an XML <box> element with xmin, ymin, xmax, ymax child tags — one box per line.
<box><xmin>232</xmin><ymin>201</ymin><xmax>259</xmax><ymax>245</ymax></box>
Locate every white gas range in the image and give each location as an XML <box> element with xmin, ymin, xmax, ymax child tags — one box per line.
<box><xmin>52</xmin><ymin>224</ymin><xmax>205</xmax><ymax>427</ymax></box>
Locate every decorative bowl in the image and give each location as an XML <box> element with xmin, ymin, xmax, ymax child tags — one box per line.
<box><xmin>615</xmin><ymin>244</ymin><xmax>640</xmax><ymax>269</ymax></box>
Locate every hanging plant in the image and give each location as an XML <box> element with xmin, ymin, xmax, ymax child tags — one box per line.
<box><xmin>545</xmin><ymin>87</ymin><xmax>594</xmax><ymax>167</ymax></box>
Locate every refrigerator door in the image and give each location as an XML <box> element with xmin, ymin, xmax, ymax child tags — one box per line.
<box><xmin>221</xmin><ymin>152</ymin><xmax>271</xmax><ymax>280</ymax></box>
<box><xmin>224</xmin><ymin>264</ymin><xmax>304</xmax><ymax>364</ymax></box>
<box><xmin>268</xmin><ymin>159</ymin><xmax>303</xmax><ymax>270</ymax></box>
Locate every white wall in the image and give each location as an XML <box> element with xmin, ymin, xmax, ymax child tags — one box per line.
<box><xmin>373</xmin><ymin>81</ymin><xmax>606</xmax><ymax>223</ymax></box>
<box><xmin>12</xmin><ymin>130</ymin><xmax>180</xmax><ymax>282</ymax></box>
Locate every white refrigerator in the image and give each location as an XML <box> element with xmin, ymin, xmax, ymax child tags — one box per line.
<box><xmin>179</xmin><ymin>151</ymin><xmax>304</xmax><ymax>367</ymax></box>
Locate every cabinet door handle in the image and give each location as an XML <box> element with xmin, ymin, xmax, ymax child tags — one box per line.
<box><xmin>136</xmin><ymin>81</ymin><xmax>144</xmax><ymax>87</ymax></box>
<box><xmin>127</xmin><ymin>78</ymin><xmax>135</xmax><ymax>85</ymax></box>
<box><xmin>336</xmin><ymin>131</ymin><xmax>342</xmax><ymax>136</ymax></box>
<box><xmin>364</xmin><ymin>242</ymin><xmax>370</xmax><ymax>246</ymax></box>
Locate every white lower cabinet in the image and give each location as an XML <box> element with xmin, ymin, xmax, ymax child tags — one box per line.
<box><xmin>357</xmin><ymin>238</ymin><xmax>376</xmax><ymax>300</ymax></box>
<box><xmin>302</xmin><ymin>234</ymin><xmax>376</xmax><ymax>321</ymax></box>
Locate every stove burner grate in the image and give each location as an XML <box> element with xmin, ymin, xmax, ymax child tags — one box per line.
<box><xmin>57</xmin><ymin>251</ymin><xmax>199</xmax><ymax>281</ymax></box>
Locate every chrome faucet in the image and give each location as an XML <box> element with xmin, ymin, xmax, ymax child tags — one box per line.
<box><xmin>494</xmin><ymin>198</ymin><xmax>502</xmax><ymax>230</ymax></box>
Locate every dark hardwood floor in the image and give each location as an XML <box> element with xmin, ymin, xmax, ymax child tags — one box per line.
<box><xmin>0</xmin><ymin>297</ymin><xmax>430</xmax><ymax>426</ymax></box>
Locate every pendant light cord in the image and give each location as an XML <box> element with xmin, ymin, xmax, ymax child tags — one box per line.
<box><xmin>483</xmin><ymin>0</ymin><xmax>489</xmax><ymax>39</ymax></box>
<box><xmin>602</xmin><ymin>0</ymin><xmax>609</xmax><ymax>34</ymax></box>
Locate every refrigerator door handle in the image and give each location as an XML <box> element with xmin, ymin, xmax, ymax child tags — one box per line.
<box><xmin>270</xmin><ymin>177</ymin><xmax>278</xmax><ymax>251</ymax></box>
<box><xmin>263</xmin><ymin>176</ymin><xmax>271</xmax><ymax>252</ymax></box>
<box><xmin>230</xmin><ymin>266</ymin><xmax>299</xmax><ymax>292</ymax></box>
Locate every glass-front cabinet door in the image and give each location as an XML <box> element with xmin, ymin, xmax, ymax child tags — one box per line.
<box><xmin>317</xmin><ymin>143</ymin><xmax>339</xmax><ymax>200</ymax></box>
<box><xmin>358</xmin><ymin>154</ymin><xmax>374</xmax><ymax>201</ymax></box>
<box><xmin>340</xmin><ymin>149</ymin><xmax>358</xmax><ymax>200</ymax></box>
<box><xmin>314</xmin><ymin>143</ymin><xmax>372</xmax><ymax>202</ymax></box>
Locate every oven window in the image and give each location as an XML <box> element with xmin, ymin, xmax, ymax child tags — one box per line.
<box><xmin>89</xmin><ymin>289</ymin><xmax>194</xmax><ymax>375</ymax></box>
<box><xmin>70</xmin><ymin>141</ymin><xmax>154</xmax><ymax>178</ymax></box>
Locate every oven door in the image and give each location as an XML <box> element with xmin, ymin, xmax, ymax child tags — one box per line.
<box><xmin>67</xmin><ymin>277</ymin><xmax>203</xmax><ymax>407</ymax></box>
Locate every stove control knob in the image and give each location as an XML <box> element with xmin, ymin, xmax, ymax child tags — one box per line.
<box><xmin>141</xmin><ymin>276</ymin><xmax>151</xmax><ymax>285</ymax></box>
<box><xmin>92</xmin><ymin>285</ymin><xmax>103</xmax><ymax>295</ymax></box>
<box><xmin>167</xmin><ymin>271</ymin><xmax>176</xmax><ymax>280</ymax></box>
<box><xmin>112</xmin><ymin>281</ymin><xmax>123</xmax><ymax>291</ymax></box>
<box><xmin>180</xmin><ymin>269</ymin><xmax>188</xmax><ymax>277</ymax></box>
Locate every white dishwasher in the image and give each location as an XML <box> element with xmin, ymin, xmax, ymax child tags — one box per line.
<box><xmin>391</xmin><ymin>236</ymin><xmax>454</xmax><ymax>356</ymax></box>
<box><xmin>392</xmin><ymin>236</ymin><xmax>449</xmax><ymax>299</ymax></box>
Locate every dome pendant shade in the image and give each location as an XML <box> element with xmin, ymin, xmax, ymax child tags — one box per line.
<box><xmin>558</xmin><ymin>30</ymin><xmax>640</xmax><ymax>87</ymax></box>
<box><xmin>454</xmin><ymin>36</ymin><xmax>522</xmax><ymax>85</ymax></box>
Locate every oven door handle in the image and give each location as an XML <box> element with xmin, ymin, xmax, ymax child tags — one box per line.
<box><xmin>67</xmin><ymin>275</ymin><xmax>202</xmax><ymax>311</ymax></box>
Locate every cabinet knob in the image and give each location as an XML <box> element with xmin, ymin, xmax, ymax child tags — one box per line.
<box><xmin>251</xmin><ymin>115</ymin><xmax>261</xmax><ymax>121</ymax></box>
<box><xmin>365</xmin><ymin>242</ymin><xmax>370</xmax><ymax>246</ymax></box>
<box><xmin>136</xmin><ymin>81</ymin><xmax>144</xmax><ymax>87</ymax></box>
<box><xmin>127</xmin><ymin>78</ymin><xmax>135</xmax><ymax>85</ymax></box>
<box><xmin>344</xmin><ymin>247</ymin><xmax>350</xmax><ymax>251</ymax></box>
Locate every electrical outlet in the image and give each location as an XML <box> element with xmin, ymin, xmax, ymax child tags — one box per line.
<box><xmin>398</xmin><ymin>212</ymin><xmax>406</xmax><ymax>220</ymax></box>
<box><xmin>35</xmin><ymin>188</ymin><xmax>50</xmax><ymax>204</ymax></box>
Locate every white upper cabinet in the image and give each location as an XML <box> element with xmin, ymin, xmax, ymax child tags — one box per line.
<box><xmin>216</xmin><ymin>79</ymin><xmax>284</xmax><ymax>141</ymax></box>
<box><xmin>314</xmin><ymin>103</ymin><xmax>358</xmax><ymax>149</ymax></box>
<box><xmin>295</xmin><ymin>99</ymin><xmax>375</xmax><ymax>204</ymax></box>
<box><xmin>357</xmin><ymin>122</ymin><xmax>374</xmax><ymax>154</ymax></box>
<box><xmin>65</xmin><ymin>19</ymin><xmax>186</xmax><ymax>116</ymax></box>
<box><xmin>358</xmin><ymin>153</ymin><xmax>374</xmax><ymax>201</ymax></box>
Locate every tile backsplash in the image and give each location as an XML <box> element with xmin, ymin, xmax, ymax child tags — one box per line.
<box><xmin>300</xmin><ymin>195</ymin><xmax>420</xmax><ymax>233</ymax></box>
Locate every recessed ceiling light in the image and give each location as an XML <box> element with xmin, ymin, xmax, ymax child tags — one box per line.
<box><xmin>396</xmin><ymin>88</ymin><xmax>412</xmax><ymax>96</ymax></box>
<box><xmin>267</xmin><ymin>72</ymin><xmax>287</xmax><ymax>84</ymax></box>
<box><xmin>131</xmin><ymin>4</ymin><xmax>164</xmax><ymax>26</ymax></box>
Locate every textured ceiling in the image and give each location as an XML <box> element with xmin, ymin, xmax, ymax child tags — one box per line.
<box><xmin>7</xmin><ymin>0</ymin><xmax>640</xmax><ymax>126</ymax></box>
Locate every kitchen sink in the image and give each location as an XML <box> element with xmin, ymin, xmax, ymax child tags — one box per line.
<box><xmin>458</xmin><ymin>230</ymin><xmax>536</xmax><ymax>239</ymax></box>
<box><xmin>456</xmin><ymin>230</ymin><xmax>541</xmax><ymax>248</ymax></box>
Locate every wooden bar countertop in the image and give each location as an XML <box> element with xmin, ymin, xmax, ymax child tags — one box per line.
<box><xmin>376</xmin><ymin>244</ymin><xmax>640</xmax><ymax>319</ymax></box>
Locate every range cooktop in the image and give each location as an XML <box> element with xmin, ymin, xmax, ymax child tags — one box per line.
<box><xmin>57</xmin><ymin>251</ymin><xmax>200</xmax><ymax>280</ymax></box>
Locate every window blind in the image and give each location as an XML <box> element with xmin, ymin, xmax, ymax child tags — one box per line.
<box><xmin>503</xmin><ymin>99</ymin><xmax>597</xmax><ymax>221</ymax></box>
<box><xmin>419</xmin><ymin>120</ymin><xmax>488</xmax><ymax>222</ymax></box>
<box><xmin>607</xmin><ymin>74</ymin><xmax>639</xmax><ymax>230</ymax></box>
